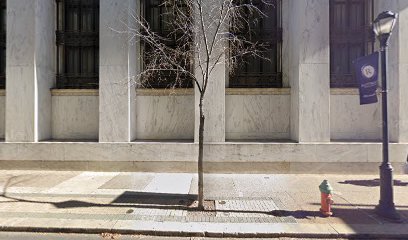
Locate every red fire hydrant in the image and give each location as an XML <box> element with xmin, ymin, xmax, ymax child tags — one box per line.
<box><xmin>319</xmin><ymin>180</ymin><xmax>334</xmax><ymax>217</ymax></box>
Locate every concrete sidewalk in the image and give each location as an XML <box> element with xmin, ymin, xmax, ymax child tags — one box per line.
<box><xmin>0</xmin><ymin>170</ymin><xmax>407</xmax><ymax>238</ymax></box>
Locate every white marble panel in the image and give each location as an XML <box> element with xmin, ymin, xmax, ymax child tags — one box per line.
<box><xmin>194</xmin><ymin>1</ymin><xmax>226</xmax><ymax>143</ymax></box>
<box><xmin>315</xmin><ymin>144</ymin><xmax>368</xmax><ymax>162</ymax></box>
<box><xmin>6</xmin><ymin>66</ymin><xmax>35</xmax><ymax>141</ymax></box>
<box><xmin>158</xmin><ymin>143</ymin><xmax>199</xmax><ymax>161</ymax></box>
<box><xmin>52</xmin><ymin>96</ymin><xmax>99</xmax><ymax>140</ymax></box>
<box><xmin>136</xmin><ymin>95</ymin><xmax>194</xmax><ymax>140</ymax></box>
<box><xmin>205</xmin><ymin>143</ymin><xmax>317</xmax><ymax>162</ymax></box>
<box><xmin>0</xmin><ymin>142</ymin><xmax>407</xmax><ymax>172</ymax></box>
<box><xmin>0</xmin><ymin>143</ymin><xmax>64</xmax><ymax>161</ymax></box>
<box><xmin>299</xmin><ymin>0</ymin><xmax>330</xmax><ymax>64</ymax></box>
<box><xmin>298</xmin><ymin>64</ymin><xmax>330</xmax><ymax>142</ymax></box>
<box><xmin>6</xmin><ymin>0</ymin><xmax>55</xmax><ymax>142</ymax></box>
<box><xmin>389</xmin><ymin>144</ymin><xmax>408</xmax><ymax>163</ymax></box>
<box><xmin>288</xmin><ymin>0</ymin><xmax>330</xmax><ymax>142</ymax></box>
<box><xmin>0</xmin><ymin>95</ymin><xmax>4</xmax><ymax>138</ymax></box>
<box><xmin>36</xmin><ymin>67</ymin><xmax>54</xmax><ymax>141</ymax></box>
<box><xmin>331</xmin><ymin>94</ymin><xmax>382</xmax><ymax>140</ymax></box>
<box><xmin>99</xmin><ymin>0</ymin><xmax>137</xmax><ymax>67</ymax></box>
<box><xmin>195</xmin><ymin>65</ymin><xmax>226</xmax><ymax>142</ymax></box>
<box><xmin>387</xmin><ymin>62</ymin><xmax>400</xmax><ymax>142</ymax></box>
<box><xmin>7</xmin><ymin>0</ymin><xmax>36</xmax><ymax>67</ymax></box>
<box><xmin>34</xmin><ymin>0</ymin><xmax>55</xmax><ymax>70</ymax></box>
<box><xmin>375</xmin><ymin>1</ymin><xmax>408</xmax><ymax>143</ymax></box>
<box><xmin>399</xmin><ymin>64</ymin><xmax>408</xmax><ymax>142</ymax></box>
<box><xmin>396</xmin><ymin>4</ymin><xmax>408</xmax><ymax>142</ymax></box>
<box><xmin>366</xmin><ymin>144</ymin><xmax>382</xmax><ymax>163</ymax></box>
<box><xmin>399</xmin><ymin>3</ymin><xmax>408</xmax><ymax>64</ymax></box>
<box><xmin>226</xmin><ymin>95</ymin><xmax>290</xmax><ymax>140</ymax></box>
<box><xmin>99</xmin><ymin>66</ymin><xmax>136</xmax><ymax>142</ymax></box>
<box><xmin>36</xmin><ymin>0</ymin><xmax>55</xmax><ymax>141</ymax></box>
<box><xmin>99</xmin><ymin>0</ymin><xmax>138</xmax><ymax>142</ymax></box>
<box><xmin>6</xmin><ymin>0</ymin><xmax>36</xmax><ymax>142</ymax></box>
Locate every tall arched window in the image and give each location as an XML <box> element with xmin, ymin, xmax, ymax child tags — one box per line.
<box><xmin>330</xmin><ymin>0</ymin><xmax>374</xmax><ymax>87</ymax></box>
<box><xmin>56</xmin><ymin>0</ymin><xmax>99</xmax><ymax>89</ymax></box>
<box><xmin>229</xmin><ymin>0</ymin><xmax>282</xmax><ymax>88</ymax></box>
<box><xmin>0</xmin><ymin>0</ymin><xmax>5</xmax><ymax>89</ymax></box>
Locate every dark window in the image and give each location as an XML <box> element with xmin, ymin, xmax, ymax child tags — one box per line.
<box><xmin>0</xmin><ymin>0</ymin><xmax>5</xmax><ymax>89</ymax></box>
<box><xmin>142</xmin><ymin>0</ymin><xmax>193</xmax><ymax>88</ymax></box>
<box><xmin>56</xmin><ymin>0</ymin><xmax>99</xmax><ymax>89</ymax></box>
<box><xmin>330</xmin><ymin>0</ymin><xmax>374</xmax><ymax>87</ymax></box>
<box><xmin>229</xmin><ymin>0</ymin><xmax>282</xmax><ymax>88</ymax></box>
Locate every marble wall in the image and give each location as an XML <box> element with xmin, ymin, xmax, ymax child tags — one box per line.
<box><xmin>288</xmin><ymin>0</ymin><xmax>330</xmax><ymax>142</ymax></box>
<box><xmin>0</xmin><ymin>95</ymin><xmax>4</xmax><ymax>139</ymax></box>
<box><xmin>134</xmin><ymin>91</ymin><xmax>291</xmax><ymax>141</ymax></box>
<box><xmin>6</xmin><ymin>0</ymin><xmax>55</xmax><ymax>142</ymax></box>
<box><xmin>331</xmin><ymin>92</ymin><xmax>382</xmax><ymax>140</ymax></box>
<box><xmin>226</xmin><ymin>92</ymin><xmax>290</xmax><ymax>140</ymax></box>
<box><xmin>36</xmin><ymin>0</ymin><xmax>55</xmax><ymax>141</ymax></box>
<box><xmin>99</xmin><ymin>0</ymin><xmax>138</xmax><ymax>142</ymax></box>
<box><xmin>52</xmin><ymin>94</ymin><xmax>99</xmax><ymax>140</ymax></box>
<box><xmin>194</xmin><ymin>1</ymin><xmax>226</xmax><ymax>143</ymax></box>
<box><xmin>6</xmin><ymin>0</ymin><xmax>37</xmax><ymax>142</ymax></box>
<box><xmin>374</xmin><ymin>0</ymin><xmax>408</xmax><ymax>142</ymax></box>
<box><xmin>136</xmin><ymin>94</ymin><xmax>195</xmax><ymax>140</ymax></box>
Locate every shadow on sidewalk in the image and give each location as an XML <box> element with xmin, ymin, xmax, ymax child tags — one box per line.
<box><xmin>54</xmin><ymin>191</ymin><xmax>199</xmax><ymax>210</ymax></box>
<box><xmin>338</xmin><ymin>179</ymin><xmax>408</xmax><ymax>187</ymax></box>
<box><xmin>1</xmin><ymin>176</ymin><xmax>407</xmax><ymax>225</ymax></box>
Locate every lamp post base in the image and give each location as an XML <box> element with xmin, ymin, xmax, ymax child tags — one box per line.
<box><xmin>375</xmin><ymin>204</ymin><xmax>402</xmax><ymax>223</ymax></box>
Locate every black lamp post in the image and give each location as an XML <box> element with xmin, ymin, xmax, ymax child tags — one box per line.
<box><xmin>373</xmin><ymin>11</ymin><xmax>401</xmax><ymax>222</ymax></box>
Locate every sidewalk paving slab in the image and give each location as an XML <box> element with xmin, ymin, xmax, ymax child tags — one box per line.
<box><xmin>0</xmin><ymin>171</ymin><xmax>407</xmax><ymax>238</ymax></box>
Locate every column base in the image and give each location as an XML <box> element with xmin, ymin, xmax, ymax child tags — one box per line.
<box><xmin>375</xmin><ymin>204</ymin><xmax>403</xmax><ymax>223</ymax></box>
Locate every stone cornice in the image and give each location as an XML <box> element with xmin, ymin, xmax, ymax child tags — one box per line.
<box><xmin>330</xmin><ymin>88</ymin><xmax>381</xmax><ymax>95</ymax></box>
<box><xmin>136</xmin><ymin>88</ymin><xmax>194</xmax><ymax>96</ymax></box>
<box><xmin>226</xmin><ymin>88</ymin><xmax>290</xmax><ymax>95</ymax></box>
<box><xmin>330</xmin><ymin>88</ymin><xmax>359</xmax><ymax>95</ymax></box>
<box><xmin>51</xmin><ymin>89</ymin><xmax>99</xmax><ymax>96</ymax></box>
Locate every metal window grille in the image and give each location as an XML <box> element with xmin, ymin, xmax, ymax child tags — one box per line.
<box><xmin>330</xmin><ymin>0</ymin><xmax>374</xmax><ymax>88</ymax></box>
<box><xmin>229</xmin><ymin>0</ymin><xmax>282</xmax><ymax>88</ymax></box>
<box><xmin>56</xmin><ymin>0</ymin><xmax>99</xmax><ymax>89</ymax></box>
<box><xmin>0</xmin><ymin>0</ymin><xmax>5</xmax><ymax>89</ymax></box>
<box><xmin>142</xmin><ymin>0</ymin><xmax>193</xmax><ymax>88</ymax></box>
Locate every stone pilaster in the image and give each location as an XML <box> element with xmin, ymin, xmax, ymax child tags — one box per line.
<box><xmin>99</xmin><ymin>0</ymin><xmax>138</xmax><ymax>142</ymax></box>
<box><xmin>194</xmin><ymin>2</ymin><xmax>226</xmax><ymax>143</ymax></box>
<box><xmin>375</xmin><ymin>1</ymin><xmax>408</xmax><ymax>143</ymax></box>
<box><xmin>6</xmin><ymin>0</ymin><xmax>55</xmax><ymax>142</ymax></box>
<box><xmin>288</xmin><ymin>0</ymin><xmax>330</xmax><ymax>142</ymax></box>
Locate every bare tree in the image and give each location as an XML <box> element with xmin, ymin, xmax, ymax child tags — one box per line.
<box><xmin>122</xmin><ymin>0</ymin><xmax>274</xmax><ymax>209</ymax></box>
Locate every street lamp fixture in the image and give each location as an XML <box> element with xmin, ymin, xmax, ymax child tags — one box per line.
<box><xmin>373</xmin><ymin>11</ymin><xmax>398</xmax><ymax>47</ymax></box>
<box><xmin>373</xmin><ymin>11</ymin><xmax>401</xmax><ymax>222</ymax></box>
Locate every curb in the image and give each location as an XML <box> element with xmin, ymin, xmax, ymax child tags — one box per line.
<box><xmin>1</xmin><ymin>224</ymin><xmax>408</xmax><ymax>239</ymax></box>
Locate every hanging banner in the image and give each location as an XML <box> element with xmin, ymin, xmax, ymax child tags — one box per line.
<box><xmin>353</xmin><ymin>52</ymin><xmax>379</xmax><ymax>105</ymax></box>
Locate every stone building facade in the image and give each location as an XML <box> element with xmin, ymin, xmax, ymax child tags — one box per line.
<box><xmin>0</xmin><ymin>0</ymin><xmax>407</xmax><ymax>173</ymax></box>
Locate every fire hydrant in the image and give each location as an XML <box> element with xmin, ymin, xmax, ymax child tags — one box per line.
<box><xmin>319</xmin><ymin>180</ymin><xmax>334</xmax><ymax>217</ymax></box>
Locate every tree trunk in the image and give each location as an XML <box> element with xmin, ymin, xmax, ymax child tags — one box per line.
<box><xmin>198</xmin><ymin>95</ymin><xmax>205</xmax><ymax>210</ymax></box>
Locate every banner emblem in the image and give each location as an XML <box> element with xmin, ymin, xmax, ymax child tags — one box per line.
<box><xmin>361</xmin><ymin>65</ymin><xmax>375</xmax><ymax>78</ymax></box>
<box><xmin>353</xmin><ymin>52</ymin><xmax>379</xmax><ymax>105</ymax></box>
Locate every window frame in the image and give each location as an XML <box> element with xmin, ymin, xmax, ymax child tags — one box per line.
<box><xmin>329</xmin><ymin>0</ymin><xmax>374</xmax><ymax>88</ymax></box>
<box><xmin>0</xmin><ymin>0</ymin><xmax>5</xmax><ymax>89</ymax></box>
<box><xmin>229</xmin><ymin>0</ymin><xmax>283</xmax><ymax>88</ymax></box>
<box><xmin>140</xmin><ymin>0</ymin><xmax>194</xmax><ymax>89</ymax></box>
<box><xmin>56</xmin><ymin>0</ymin><xmax>99</xmax><ymax>89</ymax></box>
